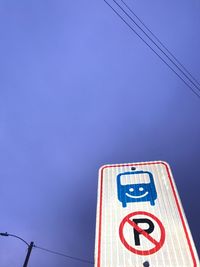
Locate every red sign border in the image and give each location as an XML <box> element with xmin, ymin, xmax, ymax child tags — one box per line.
<box><xmin>119</xmin><ymin>211</ymin><xmax>165</xmax><ymax>255</ymax></box>
<box><xmin>96</xmin><ymin>161</ymin><xmax>197</xmax><ymax>267</ymax></box>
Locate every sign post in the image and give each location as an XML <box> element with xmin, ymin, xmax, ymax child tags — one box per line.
<box><xmin>95</xmin><ymin>161</ymin><xmax>199</xmax><ymax>267</ymax></box>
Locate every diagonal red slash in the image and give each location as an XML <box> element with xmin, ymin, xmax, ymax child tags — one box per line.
<box><xmin>127</xmin><ymin>218</ymin><xmax>159</xmax><ymax>246</ymax></box>
<box><xmin>119</xmin><ymin>211</ymin><xmax>165</xmax><ymax>255</ymax></box>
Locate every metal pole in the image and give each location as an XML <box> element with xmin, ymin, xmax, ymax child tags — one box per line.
<box><xmin>23</xmin><ymin>241</ymin><xmax>34</xmax><ymax>267</ymax></box>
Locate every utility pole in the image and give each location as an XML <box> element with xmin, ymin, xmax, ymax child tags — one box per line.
<box><xmin>23</xmin><ymin>241</ymin><xmax>34</xmax><ymax>267</ymax></box>
<box><xmin>0</xmin><ymin>232</ymin><xmax>34</xmax><ymax>267</ymax></box>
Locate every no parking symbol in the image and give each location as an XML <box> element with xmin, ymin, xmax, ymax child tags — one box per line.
<box><xmin>119</xmin><ymin>211</ymin><xmax>165</xmax><ymax>255</ymax></box>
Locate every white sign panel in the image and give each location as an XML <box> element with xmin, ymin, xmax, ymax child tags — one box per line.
<box><xmin>95</xmin><ymin>161</ymin><xmax>199</xmax><ymax>267</ymax></box>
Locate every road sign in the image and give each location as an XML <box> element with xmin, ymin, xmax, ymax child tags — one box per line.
<box><xmin>119</xmin><ymin>211</ymin><xmax>165</xmax><ymax>255</ymax></box>
<box><xmin>95</xmin><ymin>161</ymin><xmax>199</xmax><ymax>267</ymax></box>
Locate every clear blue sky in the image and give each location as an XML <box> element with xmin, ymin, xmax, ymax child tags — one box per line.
<box><xmin>0</xmin><ymin>0</ymin><xmax>199</xmax><ymax>266</ymax></box>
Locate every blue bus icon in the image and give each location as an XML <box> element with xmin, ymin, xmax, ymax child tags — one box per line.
<box><xmin>117</xmin><ymin>171</ymin><xmax>157</xmax><ymax>207</ymax></box>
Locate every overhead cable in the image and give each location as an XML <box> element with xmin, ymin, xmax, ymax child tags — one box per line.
<box><xmin>34</xmin><ymin>244</ymin><xmax>94</xmax><ymax>265</ymax></box>
<box><xmin>103</xmin><ymin>0</ymin><xmax>200</xmax><ymax>99</ymax></box>
<box><xmin>112</xmin><ymin>0</ymin><xmax>200</xmax><ymax>94</ymax></box>
<box><xmin>120</xmin><ymin>0</ymin><xmax>200</xmax><ymax>89</ymax></box>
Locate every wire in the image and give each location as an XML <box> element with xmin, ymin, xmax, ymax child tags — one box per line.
<box><xmin>120</xmin><ymin>0</ymin><xmax>200</xmax><ymax>88</ymax></box>
<box><xmin>1</xmin><ymin>231</ymin><xmax>93</xmax><ymax>265</ymax></box>
<box><xmin>34</xmin><ymin>244</ymin><xmax>94</xmax><ymax>265</ymax></box>
<box><xmin>103</xmin><ymin>0</ymin><xmax>200</xmax><ymax>99</ymax></box>
<box><xmin>111</xmin><ymin>0</ymin><xmax>200</xmax><ymax>94</ymax></box>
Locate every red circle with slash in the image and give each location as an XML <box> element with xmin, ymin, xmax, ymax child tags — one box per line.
<box><xmin>119</xmin><ymin>211</ymin><xmax>165</xmax><ymax>255</ymax></box>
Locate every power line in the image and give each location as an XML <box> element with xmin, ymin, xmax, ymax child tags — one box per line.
<box><xmin>111</xmin><ymin>0</ymin><xmax>200</xmax><ymax>94</ymax></box>
<box><xmin>104</xmin><ymin>0</ymin><xmax>200</xmax><ymax>99</ymax></box>
<box><xmin>103</xmin><ymin>0</ymin><xmax>200</xmax><ymax>99</ymax></box>
<box><xmin>120</xmin><ymin>0</ymin><xmax>200</xmax><ymax>89</ymax></box>
<box><xmin>34</xmin><ymin>244</ymin><xmax>94</xmax><ymax>265</ymax></box>
<box><xmin>1</xmin><ymin>232</ymin><xmax>94</xmax><ymax>265</ymax></box>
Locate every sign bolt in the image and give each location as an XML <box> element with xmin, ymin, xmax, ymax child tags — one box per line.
<box><xmin>143</xmin><ymin>261</ymin><xmax>150</xmax><ymax>267</ymax></box>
